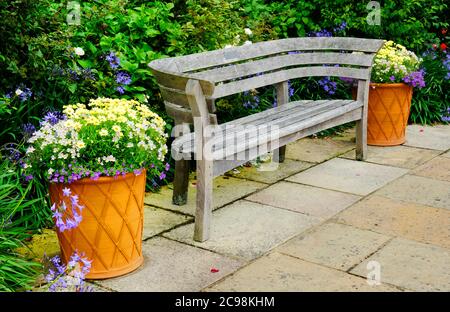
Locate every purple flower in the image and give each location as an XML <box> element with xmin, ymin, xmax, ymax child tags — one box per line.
<box><xmin>91</xmin><ymin>172</ymin><xmax>101</xmax><ymax>180</ymax></box>
<box><xmin>82</xmin><ymin>68</ymin><xmax>96</xmax><ymax>80</ymax></box>
<box><xmin>18</xmin><ymin>87</ymin><xmax>33</xmax><ymax>102</ymax></box>
<box><xmin>308</xmin><ymin>29</ymin><xmax>332</xmax><ymax>37</ymax></box>
<box><xmin>165</xmin><ymin>163</ymin><xmax>170</xmax><ymax>171</ymax></box>
<box><xmin>42</xmin><ymin>110</ymin><xmax>66</xmax><ymax>125</ymax></box>
<box><xmin>318</xmin><ymin>76</ymin><xmax>337</xmax><ymax>96</ymax></box>
<box><xmin>115</xmin><ymin>71</ymin><xmax>132</xmax><ymax>85</ymax></box>
<box><xmin>106</xmin><ymin>51</ymin><xmax>120</xmax><ymax>69</ymax></box>
<box><xmin>62</xmin><ymin>187</ymin><xmax>71</xmax><ymax>197</ymax></box>
<box><xmin>333</xmin><ymin>22</ymin><xmax>347</xmax><ymax>33</ymax></box>
<box><xmin>22</xmin><ymin>123</ymin><xmax>36</xmax><ymax>137</ymax></box>
<box><xmin>24</xmin><ymin>174</ymin><xmax>33</xmax><ymax>182</ymax></box>
<box><xmin>68</xmin><ymin>253</ymin><xmax>81</xmax><ymax>267</ymax></box>
<box><xmin>288</xmin><ymin>80</ymin><xmax>295</xmax><ymax>97</ymax></box>
<box><xmin>159</xmin><ymin>172</ymin><xmax>166</xmax><ymax>180</ymax></box>
<box><xmin>116</xmin><ymin>85</ymin><xmax>125</xmax><ymax>94</ymax></box>
<box><xmin>339</xmin><ymin>77</ymin><xmax>355</xmax><ymax>85</ymax></box>
<box><xmin>443</xmin><ymin>55</ymin><xmax>450</xmax><ymax>80</ymax></box>
<box><xmin>70</xmin><ymin>195</ymin><xmax>79</xmax><ymax>205</ymax></box>
<box><xmin>402</xmin><ymin>69</ymin><xmax>425</xmax><ymax>88</ymax></box>
<box><xmin>389</xmin><ymin>76</ymin><xmax>396</xmax><ymax>82</ymax></box>
<box><xmin>68</xmin><ymin>69</ymin><xmax>79</xmax><ymax>81</ymax></box>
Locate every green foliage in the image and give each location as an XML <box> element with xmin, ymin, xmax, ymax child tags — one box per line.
<box><xmin>177</xmin><ymin>0</ymin><xmax>245</xmax><ymax>52</ymax></box>
<box><xmin>0</xmin><ymin>160</ymin><xmax>43</xmax><ymax>291</ymax></box>
<box><xmin>410</xmin><ymin>51</ymin><xmax>450</xmax><ymax>124</ymax></box>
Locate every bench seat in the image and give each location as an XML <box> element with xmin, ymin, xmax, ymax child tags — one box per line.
<box><xmin>173</xmin><ymin>99</ymin><xmax>362</xmax><ymax>161</ymax></box>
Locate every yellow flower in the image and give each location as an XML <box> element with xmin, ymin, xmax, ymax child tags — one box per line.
<box><xmin>112</xmin><ymin>125</ymin><xmax>121</xmax><ymax>132</ymax></box>
<box><xmin>99</xmin><ymin>129</ymin><xmax>108</xmax><ymax>136</ymax></box>
<box><xmin>76</xmin><ymin>140</ymin><xmax>86</xmax><ymax>149</ymax></box>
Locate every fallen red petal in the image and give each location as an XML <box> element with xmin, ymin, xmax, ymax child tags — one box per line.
<box><xmin>210</xmin><ymin>268</ymin><xmax>219</xmax><ymax>273</ymax></box>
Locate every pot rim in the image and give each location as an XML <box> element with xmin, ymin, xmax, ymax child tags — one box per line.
<box><xmin>369</xmin><ymin>82</ymin><xmax>411</xmax><ymax>88</ymax></box>
<box><xmin>49</xmin><ymin>168</ymin><xmax>147</xmax><ymax>186</ymax></box>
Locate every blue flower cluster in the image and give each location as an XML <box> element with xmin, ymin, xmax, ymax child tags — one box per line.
<box><xmin>41</xmin><ymin>110</ymin><xmax>66</xmax><ymax>126</ymax></box>
<box><xmin>52</xmin><ymin>66</ymin><xmax>96</xmax><ymax>82</ymax></box>
<box><xmin>444</xmin><ymin>54</ymin><xmax>450</xmax><ymax>80</ymax></box>
<box><xmin>308</xmin><ymin>22</ymin><xmax>347</xmax><ymax>37</ymax></box>
<box><xmin>106</xmin><ymin>51</ymin><xmax>120</xmax><ymax>69</ymax></box>
<box><xmin>50</xmin><ymin>187</ymin><xmax>84</xmax><ymax>232</ymax></box>
<box><xmin>442</xmin><ymin>107</ymin><xmax>450</xmax><ymax>122</ymax></box>
<box><xmin>115</xmin><ymin>71</ymin><xmax>132</xmax><ymax>94</ymax></box>
<box><xmin>45</xmin><ymin>253</ymin><xmax>92</xmax><ymax>292</ymax></box>
<box><xmin>243</xmin><ymin>90</ymin><xmax>260</xmax><ymax>109</ymax></box>
<box><xmin>5</xmin><ymin>85</ymin><xmax>33</xmax><ymax>102</ymax></box>
<box><xmin>318</xmin><ymin>77</ymin><xmax>338</xmax><ymax>95</ymax></box>
<box><xmin>402</xmin><ymin>69</ymin><xmax>426</xmax><ymax>88</ymax></box>
<box><xmin>104</xmin><ymin>51</ymin><xmax>133</xmax><ymax>94</ymax></box>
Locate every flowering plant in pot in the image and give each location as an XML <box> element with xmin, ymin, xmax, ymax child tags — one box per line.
<box><xmin>367</xmin><ymin>40</ymin><xmax>425</xmax><ymax>145</ymax></box>
<box><xmin>24</xmin><ymin>98</ymin><xmax>168</xmax><ymax>279</ymax></box>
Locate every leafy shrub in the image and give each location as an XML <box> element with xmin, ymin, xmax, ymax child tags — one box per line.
<box><xmin>410</xmin><ymin>50</ymin><xmax>450</xmax><ymax>124</ymax></box>
<box><xmin>0</xmin><ymin>160</ymin><xmax>43</xmax><ymax>291</ymax></box>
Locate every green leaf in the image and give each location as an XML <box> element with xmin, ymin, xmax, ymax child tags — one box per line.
<box><xmin>68</xmin><ymin>84</ymin><xmax>77</xmax><ymax>94</ymax></box>
<box><xmin>78</xmin><ymin>59</ymin><xmax>93</xmax><ymax>69</ymax></box>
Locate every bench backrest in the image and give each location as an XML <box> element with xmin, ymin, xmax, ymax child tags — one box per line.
<box><xmin>148</xmin><ymin>37</ymin><xmax>384</xmax><ymax>123</ymax></box>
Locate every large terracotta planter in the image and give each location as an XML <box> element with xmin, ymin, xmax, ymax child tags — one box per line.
<box><xmin>49</xmin><ymin>170</ymin><xmax>146</xmax><ymax>279</ymax></box>
<box><xmin>366</xmin><ymin>83</ymin><xmax>413</xmax><ymax>146</ymax></box>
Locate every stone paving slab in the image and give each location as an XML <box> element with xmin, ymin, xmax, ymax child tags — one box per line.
<box><xmin>246</xmin><ymin>181</ymin><xmax>361</xmax><ymax>219</ymax></box>
<box><xmin>411</xmin><ymin>156</ymin><xmax>450</xmax><ymax>182</ymax></box>
<box><xmin>351</xmin><ymin>238</ymin><xmax>450</xmax><ymax>291</ymax></box>
<box><xmin>334</xmin><ymin>196</ymin><xmax>450</xmax><ymax>249</ymax></box>
<box><xmin>99</xmin><ymin>237</ymin><xmax>244</xmax><ymax>292</ymax></box>
<box><xmin>286</xmin><ymin>137</ymin><xmax>354</xmax><ymax>163</ymax></box>
<box><xmin>442</xmin><ymin>150</ymin><xmax>450</xmax><ymax>158</ymax></box>
<box><xmin>341</xmin><ymin>145</ymin><xmax>440</xmax><ymax>169</ymax></box>
<box><xmin>145</xmin><ymin>176</ymin><xmax>266</xmax><ymax>216</ymax></box>
<box><xmin>286</xmin><ymin>158</ymin><xmax>408</xmax><ymax>196</ymax></box>
<box><xmin>207</xmin><ymin>252</ymin><xmax>397</xmax><ymax>292</ymax></box>
<box><xmin>226</xmin><ymin>159</ymin><xmax>314</xmax><ymax>184</ymax></box>
<box><xmin>164</xmin><ymin>200</ymin><xmax>321</xmax><ymax>260</ymax></box>
<box><xmin>276</xmin><ymin>222</ymin><xmax>391</xmax><ymax>271</ymax></box>
<box><xmin>143</xmin><ymin>206</ymin><xmax>192</xmax><ymax>240</ymax></box>
<box><xmin>404</xmin><ymin>125</ymin><xmax>450</xmax><ymax>151</ymax></box>
<box><xmin>375</xmin><ymin>175</ymin><xmax>450</xmax><ymax>210</ymax></box>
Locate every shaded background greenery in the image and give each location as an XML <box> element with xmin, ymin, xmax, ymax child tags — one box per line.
<box><xmin>0</xmin><ymin>0</ymin><xmax>448</xmax><ymax>291</ymax></box>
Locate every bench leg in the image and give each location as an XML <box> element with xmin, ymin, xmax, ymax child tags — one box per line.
<box><xmin>273</xmin><ymin>146</ymin><xmax>286</xmax><ymax>163</ymax></box>
<box><xmin>172</xmin><ymin>159</ymin><xmax>190</xmax><ymax>205</ymax></box>
<box><xmin>193</xmin><ymin>159</ymin><xmax>213</xmax><ymax>242</ymax></box>
<box><xmin>355</xmin><ymin>118</ymin><xmax>367</xmax><ymax>161</ymax></box>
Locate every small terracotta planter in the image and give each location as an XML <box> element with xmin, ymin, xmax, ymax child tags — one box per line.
<box><xmin>366</xmin><ymin>83</ymin><xmax>413</xmax><ymax>146</ymax></box>
<box><xmin>49</xmin><ymin>170</ymin><xmax>146</xmax><ymax>279</ymax></box>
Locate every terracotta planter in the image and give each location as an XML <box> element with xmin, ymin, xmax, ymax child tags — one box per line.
<box><xmin>366</xmin><ymin>83</ymin><xmax>413</xmax><ymax>146</ymax></box>
<box><xmin>49</xmin><ymin>170</ymin><xmax>146</xmax><ymax>279</ymax></box>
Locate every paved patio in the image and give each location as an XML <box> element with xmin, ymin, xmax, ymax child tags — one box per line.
<box><xmin>92</xmin><ymin>124</ymin><xmax>450</xmax><ymax>292</ymax></box>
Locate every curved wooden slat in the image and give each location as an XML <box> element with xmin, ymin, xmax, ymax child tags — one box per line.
<box><xmin>191</xmin><ymin>52</ymin><xmax>374</xmax><ymax>82</ymax></box>
<box><xmin>150</xmin><ymin>67</ymin><xmax>215</xmax><ymax>96</ymax></box>
<box><xmin>160</xmin><ymin>85</ymin><xmax>216</xmax><ymax>111</ymax></box>
<box><xmin>212</xmin><ymin>66</ymin><xmax>370</xmax><ymax>98</ymax></box>
<box><xmin>171</xmin><ymin>37</ymin><xmax>384</xmax><ymax>72</ymax></box>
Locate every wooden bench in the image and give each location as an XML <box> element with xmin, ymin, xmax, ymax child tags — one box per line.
<box><xmin>148</xmin><ymin>37</ymin><xmax>384</xmax><ymax>242</ymax></box>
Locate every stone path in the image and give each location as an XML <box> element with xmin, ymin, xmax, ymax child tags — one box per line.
<box><xmin>93</xmin><ymin>125</ymin><xmax>450</xmax><ymax>292</ymax></box>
